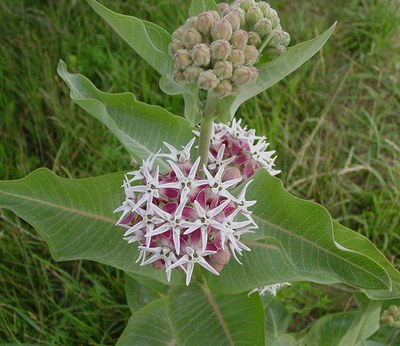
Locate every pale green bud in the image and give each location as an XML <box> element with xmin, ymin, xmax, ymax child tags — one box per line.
<box><xmin>248</xmin><ymin>66</ymin><xmax>259</xmax><ymax>81</ymax></box>
<box><xmin>183</xmin><ymin>28</ymin><xmax>202</xmax><ymax>49</ymax></box>
<box><xmin>244</xmin><ymin>45</ymin><xmax>259</xmax><ymax>65</ymax></box>
<box><xmin>168</xmin><ymin>39</ymin><xmax>186</xmax><ymax>56</ymax></box>
<box><xmin>184</xmin><ymin>65</ymin><xmax>204</xmax><ymax>83</ymax></box>
<box><xmin>196</xmin><ymin>12</ymin><xmax>215</xmax><ymax>35</ymax></box>
<box><xmin>218</xmin><ymin>3</ymin><xmax>230</xmax><ymax>12</ymax></box>
<box><xmin>228</xmin><ymin>49</ymin><xmax>245</xmax><ymax>67</ymax></box>
<box><xmin>381</xmin><ymin>315</ymin><xmax>395</xmax><ymax>326</ymax></box>
<box><xmin>235</xmin><ymin>8</ymin><xmax>247</xmax><ymax>28</ymax></box>
<box><xmin>230</xmin><ymin>30</ymin><xmax>248</xmax><ymax>50</ymax></box>
<box><xmin>174</xmin><ymin>49</ymin><xmax>192</xmax><ymax>69</ymax></box>
<box><xmin>210</xmin><ymin>39</ymin><xmax>232</xmax><ymax>60</ymax></box>
<box><xmin>268</xmin><ymin>29</ymin><xmax>284</xmax><ymax>46</ymax></box>
<box><xmin>389</xmin><ymin>305</ymin><xmax>399</xmax><ymax>314</ymax></box>
<box><xmin>224</xmin><ymin>11</ymin><xmax>241</xmax><ymax>32</ymax></box>
<box><xmin>281</xmin><ymin>31</ymin><xmax>291</xmax><ymax>46</ymax></box>
<box><xmin>173</xmin><ymin>69</ymin><xmax>185</xmax><ymax>83</ymax></box>
<box><xmin>394</xmin><ymin>310</ymin><xmax>400</xmax><ymax>321</ymax></box>
<box><xmin>213</xmin><ymin>61</ymin><xmax>233</xmax><ymax>79</ymax></box>
<box><xmin>198</xmin><ymin>70</ymin><xmax>219</xmax><ymax>90</ymax></box>
<box><xmin>231</xmin><ymin>84</ymin><xmax>244</xmax><ymax>96</ymax></box>
<box><xmin>248</xmin><ymin>31</ymin><xmax>261</xmax><ymax>47</ymax></box>
<box><xmin>207</xmin><ymin>10</ymin><xmax>221</xmax><ymax>21</ymax></box>
<box><xmin>267</xmin><ymin>10</ymin><xmax>280</xmax><ymax>28</ymax></box>
<box><xmin>263</xmin><ymin>45</ymin><xmax>286</xmax><ymax>59</ymax></box>
<box><xmin>185</xmin><ymin>16</ymin><xmax>198</xmax><ymax>29</ymax></box>
<box><xmin>239</xmin><ymin>0</ymin><xmax>256</xmax><ymax>12</ymax></box>
<box><xmin>254</xmin><ymin>18</ymin><xmax>273</xmax><ymax>37</ymax></box>
<box><xmin>246</xmin><ymin>6</ymin><xmax>263</xmax><ymax>27</ymax></box>
<box><xmin>172</xmin><ymin>26</ymin><xmax>187</xmax><ymax>41</ymax></box>
<box><xmin>213</xmin><ymin>80</ymin><xmax>233</xmax><ymax>98</ymax></box>
<box><xmin>211</xmin><ymin>19</ymin><xmax>233</xmax><ymax>41</ymax></box>
<box><xmin>231</xmin><ymin>66</ymin><xmax>253</xmax><ymax>85</ymax></box>
<box><xmin>191</xmin><ymin>43</ymin><xmax>211</xmax><ymax>66</ymax></box>
<box><xmin>257</xmin><ymin>2</ymin><xmax>271</xmax><ymax>17</ymax></box>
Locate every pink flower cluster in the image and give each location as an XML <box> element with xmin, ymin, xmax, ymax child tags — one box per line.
<box><xmin>114</xmin><ymin>120</ymin><xmax>279</xmax><ymax>285</ymax></box>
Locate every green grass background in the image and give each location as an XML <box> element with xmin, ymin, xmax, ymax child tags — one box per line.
<box><xmin>0</xmin><ymin>0</ymin><xmax>399</xmax><ymax>344</ymax></box>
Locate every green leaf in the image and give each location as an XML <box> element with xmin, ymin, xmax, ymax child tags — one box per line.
<box><xmin>87</xmin><ymin>0</ymin><xmax>173</xmax><ymax>76</ymax></box>
<box><xmin>169</xmin><ymin>283</ymin><xmax>265</xmax><ymax>345</ymax></box>
<box><xmin>57</xmin><ymin>60</ymin><xmax>194</xmax><ymax>171</ymax></box>
<box><xmin>266</xmin><ymin>302</ymin><xmax>292</xmax><ymax>342</ymax></box>
<box><xmin>270</xmin><ymin>334</ymin><xmax>297</xmax><ymax>346</ymax></box>
<box><xmin>306</xmin><ymin>312</ymin><xmax>358</xmax><ymax>346</ymax></box>
<box><xmin>116</xmin><ymin>297</ymin><xmax>175</xmax><ymax>346</ymax></box>
<box><xmin>189</xmin><ymin>0</ymin><xmax>220</xmax><ymax>16</ymax></box>
<box><xmin>333</xmin><ymin>221</ymin><xmax>400</xmax><ymax>299</ymax></box>
<box><xmin>0</xmin><ymin>169</ymin><xmax>184</xmax><ymax>285</ymax></box>
<box><xmin>205</xmin><ymin>170</ymin><xmax>395</xmax><ymax>295</ymax></box>
<box><xmin>217</xmin><ymin>22</ymin><xmax>337</xmax><ymax>122</ymax></box>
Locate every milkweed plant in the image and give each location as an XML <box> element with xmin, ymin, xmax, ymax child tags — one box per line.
<box><xmin>1</xmin><ymin>0</ymin><xmax>399</xmax><ymax>344</ymax></box>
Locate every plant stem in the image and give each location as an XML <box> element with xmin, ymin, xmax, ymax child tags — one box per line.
<box><xmin>198</xmin><ymin>92</ymin><xmax>218</xmax><ymax>167</ymax></box>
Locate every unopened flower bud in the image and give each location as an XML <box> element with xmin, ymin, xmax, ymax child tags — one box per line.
<box><xmin>230</xmin><ymin>30</ymin><xmax>248</xmax><ymax>50</ymax></box>
<box><xmin>209</xmin><ymin>248</ymin><xmax>231</xmax><ymax>265</ymax></box>
<box><xmin>183</xmin><ymin>28</ymin><xmax>202</xmax><ymax>49</ymax></box>
<box><xmin>184</xmin><ymin>65</ymin><xmax>204</xmax><ymax>83</ymax></box>
<box><xmin>281</xmin><ymin>31</ymin><xmax>291</xmax><ymax>46</ymax></box>
<box><xmin>213</xmin><ymin>80</ymin><xmax>233</xmax><ymax>98</ymax></box>
<box><xmin>224</xmin><ymin>11</ymin><xmax>241</xmax><ymax>32</ymax></box>
<box><xmin>152</xmin><ymin>260</ymin><xmax>164</xmax><ymax>270</ymax></box>
<box><xmin>168</xmin><ymin>39</ymin><xmax>186</xmax><ymax>56</ymax></box>
<box><xmin>232</xmin><ymin>66</ymin><xmax>253</xmax><ymax>85</ymax></box>
<box><xmin>269</xmin><ymin>29</ymin><xmax>284</xmax><ymax>46</ymax></box>
<box><xmin>239</xmin><ymin>0</ymin><xmax>256</xmax><ymax>12</ymax></box>
<box><xmin>246</xmin><ymin>6</ymin><xmax>264</xmax><ymax>27</ymax></box>
<box><xmin>211</xmin><ymin>19</ymin><xmax>233</xmax><ymax>41</ymax></box>
<box><xmin>218</xmin><ymin>3</ymin><xmax>230</xmax><ymax>12</ymax></box>
<box><xmin>173</xmin><ymin>69</ymin><xmax>186</xmax><ymax>83</ymax></box>
<box><xmin>267</xmin><ymin>11</ymin><xmax>280</xmax><ymax>28</ymax></box>
<box><xmin>248</xmin><ymin>66</ymin><xmax>259</xmax><ymax>82</ymax></box>
<box><xmin>172</xmin><ymin>26</ymin><xmax>187</xmax><ymax>41</ymax></box>
<box><xmin>198</xmin><ymin>70</ymin><xmax>219</xmax><ymax>90</ymax></box>
<box><xmin>191</xmin><ymin>43</ymin><xmax>211</xmax><ymax>66</ymax></box>
<box><xmin>257</xmin><ymin>1</ymin><xmax>271</xmax><ymax>17</ymax></box>
<box><xmin>244</xmin><ymin>45</ymin><xmax>259</xmax><ymax>65</ymax></box>
<box><xmin>381</xmin><ymin>315</ymin><xmax>395</xmax><ymax>326</ymax></box>
<box><xmin>174</xmin><ymin>49</ymin><xmax>192</xmax><ymax>69</ymax></box>
<box><xmin>185</xmin><ymin>16</ymin><xmax>198</xmax><ymax>29</ymax></box>
<box><xmin>210</xmin><ymin>39</ymin><xmax>232</xmax><ymax>60</ymax></box>
<box><xmin>248</xmin><ymin>31</ymin><xmax>262</xmax><ymax>47</ymax></box>
<box><xmin>213</xmin><ymin>61</ymin><xmax>233</xmax><ymax>79</ymax></box>
<box><xmin>235</xmin><ymin>8</ymin><xmax>247</xmax><ymax>29</ymax></box>
<box><xmin>254</xmin><ymin>18</ymin><xmax>273</xmax><ymax>37</ymax></box>
<box><xmin>231</xmin><ymin>84</ymin><xmax>244</xmax><ymax>96</ymax></box>
<box><xmin>207</xmin><ymin>10</ymin><xmax>221</xmax><ymax>21</ymax></box>
<box><xmin>263</xmin><ymin>45</ymin><xmax>286</xmax><ymax>59</ymax></box>
<box><xmin>223</xmin><ymin>167</ymin><xmax>241</xmax><ymax>182</ymax></box>
<box><xmin>196</xmin><ymin>12</ymin><xmax>215</xmax><ymax>35</ymax></box>
<box><xmin>228</xmin><ymin>49</ymin><xmax>245</xmax><ymax>67</ymax></box>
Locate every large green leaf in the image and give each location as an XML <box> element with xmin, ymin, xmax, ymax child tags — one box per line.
<box><xmin>189</xmin><ymin>0</ymin><xmax>220</xmax><ymax>16</ymax></box>
<box><xmin>169</xmin><ymin>283</ymin><xmax>265</xmax><ymax>345</ymax></box>
<box><xmin>57</xmin><ymin>61</ymin><xmax>194</xmax><ymax>171</ymax></box>
<box><xmin>265</xmin><ymin>302</ymin><xmax>292</xmax><ymax>343</ymax></box>
<box><xmin>205</xmin><ymin>170</ymin><xmax>398</xmax><ymax>297</ymax></box>
<box><xmin>0</xmin><ymin>169</ymin><xmax>184</xmax><ymax>285</ymax></box>
<box><xmin>116</xmin><ymin>297</ymin><xmax>175</xmax><ymax>346</ymax></box>
<box><xmin>217</xmin><ymin>23</ymin><xmax>337</xmax><ymax>122</ymax></box>
<box><xmin>87</xmin><ymin>0</ymin><xmax>172</xmax><ymax>76</ymax></box>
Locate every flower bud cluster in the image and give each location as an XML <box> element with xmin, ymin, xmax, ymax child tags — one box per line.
<box><xmin>114</xmin><ymin>139</ymin><xmax>257</xmax><ymax>285</ymax></box>
<box><xmin>195</xmin><ymin>119</ymin><xmax>280</xmax><ymax>181</ymax></box>
<box><xmin>380</xmin><ymin>305</ymin><xmax>400</xmax><ymax>327</ymax></box>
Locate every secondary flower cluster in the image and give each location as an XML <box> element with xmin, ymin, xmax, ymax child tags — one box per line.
<box><xmin>114</xmin><ymin>137</ymin><xmax>258</xmax><ymax>285</ymax></box>
<box><xmin>196</xmin><ymin>118</ymin><xmax>280</xmax><ymax>180</ymax></box>
<box><xmin>169</xmin><ymin>0</ymin><xmax>289</xmax><ymax>97</ymax></box>
<box><xmin>249</xmin><ymin>282</ymin><xmax>291</xmax><ymax>296</ymax></box>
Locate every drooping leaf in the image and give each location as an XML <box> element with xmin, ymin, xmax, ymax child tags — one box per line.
<box><xmin>270</xmin><ymin>334</ymin><xmax>298</xmax><ymax>346</ymax></box>
<box><xmin>57</xmin><ymin>61</ymin><xmax>194</xmax><ymax>171</ymax></box>
<box><xmin>266</xmin><ymin>302</ymin><xmax>292</xmax><ymax>342</ymax></box>
<box><xmin>189</xmin><ymin>0</ymin><xmax>220</xmax><ymax>16</ymax></box>
<box><xmin>306</xmin><ymin>312</ymin><xmax>358</xmax><ymax>346</ymax></box>
<box><xmin>205</xmin><ymin>170</ymin><xmax>397</xmax><ymax>297</ymax></box>
<box><xmin>217</xmin><ymin>23</ymin><xmax>337</xmax><ymax>122</ymax></box>
<box><xmin>0</xmin><ymin>169</ymin><xmax>184</xmax><ymax>285</ymax></box>
<box><xmin>169</xmin><ymin>283</ymin><xmax>265</xmax><ymax>345</ymax></box>
<box><xmin>87</xmin><ymin>0</ymin><xmax>173</xmax><ymax>76</ymax></box>
<box><xmin>333</xmin><ymin>221</ymin><xmax>400</xmax><ymax>299</ymax></box>
<box><xmin>116</xmin><ymin>297</ymin><xmax>175</xmax><ymax>346</ymax></box>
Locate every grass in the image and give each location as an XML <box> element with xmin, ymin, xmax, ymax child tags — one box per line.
<box><xmin>0</xmin><ymin>0</ymin><xmax>399</xmax><ymax>344</ymax></box>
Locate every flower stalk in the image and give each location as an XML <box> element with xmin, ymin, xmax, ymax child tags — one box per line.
<box><xmin>198</xmin><ymin>92</ymin><xmax>218</xmax><ymax>167</ymax></box>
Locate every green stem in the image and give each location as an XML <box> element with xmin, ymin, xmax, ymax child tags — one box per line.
<box><xmin>198</xmin><ymin>92</ymin><xmax>218</xmax><ymax>167</ymax></box>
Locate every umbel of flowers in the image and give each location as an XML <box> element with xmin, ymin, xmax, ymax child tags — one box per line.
<box><xmin>114</xmin><ymin>121</ymin><xmax>279</xmax><ymax>285</ymax></box>
<box><xmin>169</xmin><ymin>0</ymin><xmax>290</xmax><ymax>97</ymax></box>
